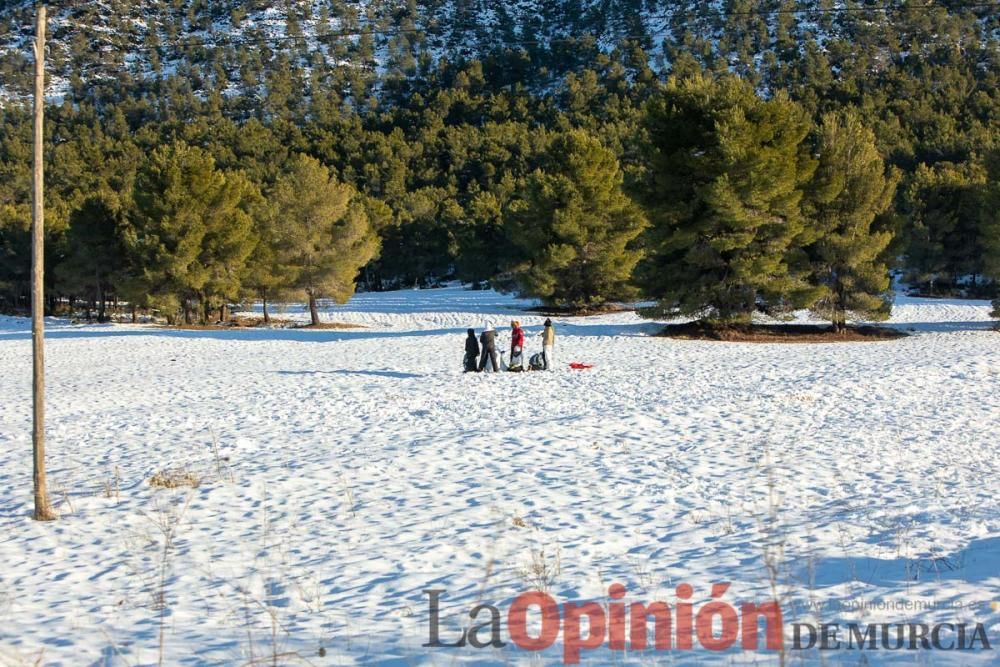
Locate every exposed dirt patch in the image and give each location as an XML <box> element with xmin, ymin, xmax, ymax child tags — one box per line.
<box><xmin>296</xmin><ymin>322</ymin><xmax>365</xmax><ymax>330</ymax></box>
<box><xmin>523</xmin><ymin>304</ymin><xmax>634</xmax><ymax>317</ymax></box>
<box><xmin>165</xmin><ymin>317</ymin><xmax>364</xmax><ymax>330</ymax></box>
<box><xmin>659</xmin><ymin>321</ymin><xmax>907</xmax><ymax>343</ymax></box>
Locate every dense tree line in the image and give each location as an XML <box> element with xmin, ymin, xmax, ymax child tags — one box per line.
<box><xmin>0</xmin><ymin>0</ymin><xmax>998</xmax><ymax>323</ymax></box>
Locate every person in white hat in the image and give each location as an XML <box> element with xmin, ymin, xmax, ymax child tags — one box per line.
<box><xmin>478</xmin><ymin>322</ymin><xmax>499</xmax><ymax>372</ymax></box>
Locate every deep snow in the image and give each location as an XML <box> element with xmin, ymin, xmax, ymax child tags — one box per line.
<box><xmin>0</xmin><ymin>287</ymin><xmax>998</xmax><ymax>665</ymax></box>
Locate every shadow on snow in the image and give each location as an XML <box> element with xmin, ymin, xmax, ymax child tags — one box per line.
<box><xmin>277</xmin><ymin>369</ymin><xmax>423</xmax><ymax>379</ymax></box>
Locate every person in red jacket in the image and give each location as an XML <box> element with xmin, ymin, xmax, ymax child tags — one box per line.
<box><xmin>509</xmin><ymin>320</ymin><xmax>525</xmax><ymax>370</ymax></box>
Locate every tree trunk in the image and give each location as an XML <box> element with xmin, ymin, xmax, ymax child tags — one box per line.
<box><xmin>31</xmin><ymin>4</ymin><xmax>55</xmax><ymax>522</ymax></box>
<box><xmin>95</xmin><ymin>267</ymin><xmax>105</xmax><ymax>322</ymax></box>
<box><xmin>97</xmin><ymin>284</ymin><xmax>107</xmax><ymax>323</ymax></box>
<box><xmin>131</xmin><ymin>303</ymin><xmax>138</xmax><ymax>324</ymax></box>
<box><xmin>308</xmin><ymin>292</ymin><xmax>320</xmax><ymax>326</ymax></box>
<box><xmin>183</xmin><ymin>301</ymin><xmax>192</xmax><ymax>325</ymax></box>
<box><xmin>834</xmin><ymin>282</ymin><xmax>847</xmax><ymax>333</ymax></box>
<box><xmin>203</xmin><ymin>298</ymin><xmax>211</xmax><ymax>325</ymax></box>
<box><xmin>262</xmin><ymin>292</ymin><xmax>270</xmax><ymax>324</ymax></box>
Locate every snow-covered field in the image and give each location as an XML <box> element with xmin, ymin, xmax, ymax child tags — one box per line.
<box><xmin>0</xmin><ymin>287</ymin><xmax>998</xmax><ymax>666</ymax></box>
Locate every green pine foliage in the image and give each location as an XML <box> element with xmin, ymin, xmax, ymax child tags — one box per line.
<box><xmin>0</xmin><ymin>1</ymin><xmax>998</xmax><ymax>319</ymax></box>
<box><xmin>900</xmin><ymin>161</ymin><xmax>988</xmax><ymax>295</ymax></box>
<box><xmin>804</xmin><ymin>110</ymin><xmax>900</xmax><ymax>330</ymax></box>
<box><xmin>637</xmin><ymin>74</ymin><xmax>816</xmax><ymax>323</ymax></box>
<box><xmin>981</xmin><ymin>152</ymin><xmax>1000</xmax><ymax>318</ymax></box>
<box><xmin>58</xmin><ymin>192</ymin><xmax>130</xmax><ymax>322</ymax></box>
<box><xmin>269</xmin><ymin>155</ymin><xmax>379</xmax><ymax>325</ymax></box>
<box><xmin>502</xmin><ymin>130</ymin><xmax>647</xmax><ymax>308</ymax></box>
<box><xmin>243</xmin><ymin>199</ymin><xmax>294</xmax><ymax>325</ymax></box>
<box><xmin>128</xmin><ymin>141</ymin><xmax>258</xmax><ymax>324</ymax></box>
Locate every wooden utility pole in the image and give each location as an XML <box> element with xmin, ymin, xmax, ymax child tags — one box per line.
<box><xmin>32</xmin><ymin>4</ymin><xmax>55</xmax><ymax>522</ymax></box>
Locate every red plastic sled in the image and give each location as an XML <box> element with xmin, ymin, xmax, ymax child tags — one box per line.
<box><xmin>569</xmin><ymin>362</ymin><xmax>594</xmax><ymax>370</ymax></box>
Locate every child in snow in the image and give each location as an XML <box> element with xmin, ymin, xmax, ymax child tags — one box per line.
<box><xmin>464</xmin><ymin>328</ymin><xmax>480</xmax><ymax>372</ymax></box>
<box><xmin>541</xmin><ymin>318</ymin><xmax>555</xmax><ymax>370</ymax></box>
<box><xmin>478</xmin><ymin>323</ymin><xmax>499</xmax><ymax>372</ymax></box>
<box><xmin>509</xmin><ymin>320</ymin><xmax>525</xmax><ymax>371</ymax></box>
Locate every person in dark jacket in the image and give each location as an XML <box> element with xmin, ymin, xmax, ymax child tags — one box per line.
<box><xmin>478</xmin><ymin>323</ymin><xmax>499</xmax><ymax>372</ymax></box>
<box><xmin>464</xmin><ymin>328</ymin><xmax>480</xmax><ymax>372</ymax></box>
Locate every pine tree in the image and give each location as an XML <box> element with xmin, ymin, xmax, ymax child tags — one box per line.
<box><xmin>128</xmin><ymin>141</ymin><xmax>257</xmax><ymax>324</ymax></box>
<box><xmin>981</xmin><ymin>151</ymin><xmax>1000</xmax><ymax>318</ymax></box>
<box><xmin>804</xmin><ymin>111</ymin><xmax>900</xmax><ymax>331</ymax></box>
<box><xmin>243</xmin><ymin>196</ymin><xmax>292</xmax><ymax>325</ymax></box>
<box><xmin>900</xmin><ymin>162</ymin><xmax>986</xmax><ymax>295</ymax></box>
<box><xmin>58</xmin><ymin>191</ymin><xmax>129</xmax><ymax>322</ymax></box>
<box><xmin>0</xmin><ymin>201</ymin><xmax>30</xmax><ymax>313</ymax></box>
<box><xmin>198</xmin><ymin>171</ymin><xmax>259</xmax><ymax>323</ymax></box>
<box><xmin>375</xmin><ymin>187</ymin><xmax>462</xmax><ymax>288</ymax></box>
<box><xmin>637</xmin><ymin>74</ymin><xmax>816</xmax><ymax>323</ymax></box>
<box><xmin>502</xmin><ymin>129</ymin><xmax>647</xmax><ymax>308</ymax></box>
<box><xmin>270</xmin><ymin>154</ymin><xmax>380</xmax><ymax>325</ymax></box>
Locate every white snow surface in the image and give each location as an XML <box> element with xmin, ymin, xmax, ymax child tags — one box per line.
<box><xmin>0</xmin><ymin>287</ymin><xmax>998</xmax><ymax>665</ymax></box>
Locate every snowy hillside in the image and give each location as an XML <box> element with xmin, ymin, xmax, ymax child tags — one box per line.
<box><xmin>1</xmin><ymin>0</ymin><xmax>664</xmax><ymax>99</ymax></box>
<box><xmin>0</xmin><ymin>287</ymin><xmax>998</xmax><ymax>664</ymax></box>
<box><xmin>0</xmin><ymin>0</ymin><xmax>957</xmax><ymax>102</ymax></box>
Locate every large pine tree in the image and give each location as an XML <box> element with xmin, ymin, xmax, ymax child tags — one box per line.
<box><xmin>128</xmin><ymin>141</ymin><xmax>258</xmax><ymax>324</ymax></box>
<box><xmin>637</xmin><ymin>74</ymin><xmax>816</xmax><ymax>323</ymax></box>
<box><xmin>57</xmin><ymin>192</ymin><xmax>129</xmax><ymax>322</ymax></box>
<box><xmin>270</xmin><ymin>155</ymin><xmax>380</xmax><ymax>325</ymax></box>
<box><xmin>900</xmin><ymin>162</ymin><xmax>988</xmax><ymax>295</ymax></box>
<box><xmin>981</xmin><ymin>151</ymin><xmax>1000</xmax><ymax>318</ymax></box>
<box><xmin>243</xmin><ymin>201</ymin><xmax>293</xmax><ymax>325</ymax></box>
<box><xmin>502</xmin><ymin>129</ymin><xmax>647</xmax><ymax>309</ymax></box>
<box><xmin>804</xmin><ymin>110</ymin><xmax>900</xmax><ymax>331</ymax></box>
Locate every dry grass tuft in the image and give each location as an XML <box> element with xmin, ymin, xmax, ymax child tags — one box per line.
<box><xmin>517</xmin><ymin>545</ymin><xmax>561</xmax><ymax>592</ymax></box>
<box><xmin>149</xmin><ymin>469</ymin><xmax>201</xmax><ymax>489</ymax></box>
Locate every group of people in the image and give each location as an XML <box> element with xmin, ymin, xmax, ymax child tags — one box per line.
<box><xmin>464</xmin><ymin>319</ymin><xmax>556</xmax><ymax>372</ymax></box>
